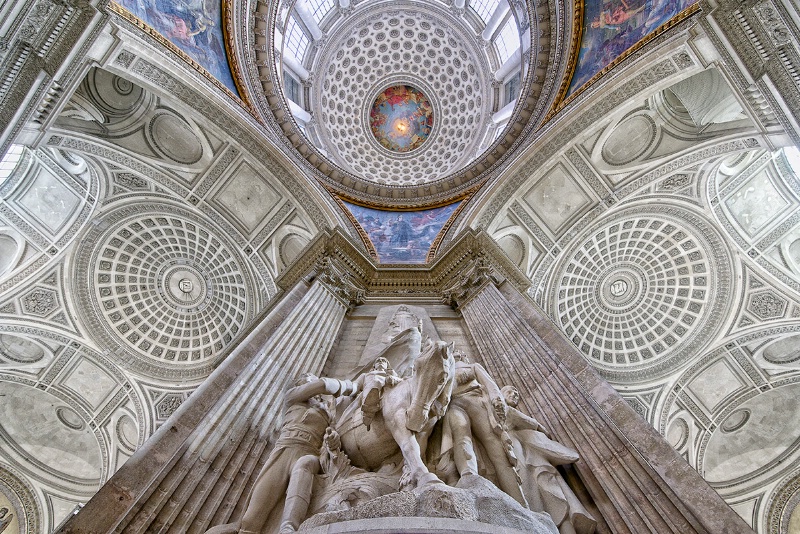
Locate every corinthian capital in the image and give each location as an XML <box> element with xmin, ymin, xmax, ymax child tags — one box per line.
<box><xmin>314</xmin><ymin>256</ymin><xmax>366</xmax><ymax>308</ymax></box>
<box><xmin>440</xmin><ymin>253</ymin><xmax>500</xmax><ymax>308</ymax></box>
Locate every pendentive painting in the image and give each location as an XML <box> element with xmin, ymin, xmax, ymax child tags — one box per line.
<box><xmin>343</xmin><ymin>202</ymin><xmax>461</xmax><ymax>264</ymax></box>
<box><xmin>568</xmin><ymin>0</ymin><xmax>699</xmax><ymax>95</ymax></box>
<box><xmin>113</xmin><ymin>0</ymin><xmax>239</xmax><ymax>95</ymax></box>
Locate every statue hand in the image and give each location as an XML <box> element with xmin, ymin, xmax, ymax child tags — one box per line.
<box><xmin>492</xmin><ymin>397</ymin><xmax>507</xmax><ymax>427</ymax></box>
<box><xmin>324</xmin><ymin>427</ymin><xmax>341</xmax><ymax>451</ymax></box>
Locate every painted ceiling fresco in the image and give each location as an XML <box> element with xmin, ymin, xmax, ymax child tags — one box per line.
<box><xmin>343</xmin><ymin>201</ymin><xmax>461</xmax><ymax>264</ymax></box>
<box><xmin>568</xmin><ymin>0</ymin><xmax>699</xmax><ymax>94</ymax></box>
<box><xmin>113</xmin><ymin>0</ymin><xmax>238</xmax><ymax>95</ymax></box>
<box><xmin>369</xmin><ymin>85</ymin><xmax>434</xmax><ymax>153</ymax></box>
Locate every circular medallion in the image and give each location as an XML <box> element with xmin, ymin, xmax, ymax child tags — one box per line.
<box><xmin>369</xmin><ymin>85</ymin><xmax>433</xmax><ymax>153</ymax></box>
<box><xmin>0</xmin><ymin>334</ymin><xmax>47</xmax><ymax>364</ymax></box>
<box><xmin>609</xmin><ymin>279</ymin><xmax>628</xmax><ymax>297</ymax></box>
<box><xmin>311</xmin><ymin>7</ymin><xmax>491</xmax><ymax>187</ymax></box>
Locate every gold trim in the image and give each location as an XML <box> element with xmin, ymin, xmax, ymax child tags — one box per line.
<box><xmin>326</xmin><ymin>176</ymin><xmax>487</xmax><ymax>211</ymax></box>
<box><xmin>333</xmin><ymin>195</ymin><xmax>379</xmax><ymax>262</ymax></box>
<box><xmin>221</xmin><ymin>0</ymin><xmax>256</xmax><ymax>114</ymax></box>
<box><xmin>547</xmin><ymin>0</ymin><xmax>585</xmax><ymax>123</ymax></box>
<box><xmin>109</xmin><ymin>2</ymin><xmax>253</xmax><ymax>113</ymax></box>
<box><xmin>547</xmin><ymin>2</ymin><xmax>701</xmax><ymax>121</ymax></box>
<box><xmin>426</xmin><ymin>199</ymin><xmax>470</xmax><ymax>263</ymax></box>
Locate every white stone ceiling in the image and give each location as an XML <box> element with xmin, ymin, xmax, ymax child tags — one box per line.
<box><xmin>310</xmin><ymin>6</ymin><xmax>492</xmax><ymax>186</ymax></box>
<box><xmin>1</xmin><ymin>0</ymin><xmax>800</xmax><ymax>531</ymax></box>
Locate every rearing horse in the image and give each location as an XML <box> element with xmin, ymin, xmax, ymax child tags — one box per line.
<box><xmin>335</xmin><ymin>339</ymin><xmax>456</xmax><ymax>488</ymax></box>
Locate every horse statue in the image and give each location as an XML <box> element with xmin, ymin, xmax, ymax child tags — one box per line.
<box><xmin>334</xmin><ymin>339</ymin><xmax>456</xmax><ymax>489</ymax></box>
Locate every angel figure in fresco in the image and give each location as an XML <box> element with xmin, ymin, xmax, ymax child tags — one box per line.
<box><xmin>591</xmin><ymin>0</ymin><xmax>646</xmax><ymax>29</ymax></box>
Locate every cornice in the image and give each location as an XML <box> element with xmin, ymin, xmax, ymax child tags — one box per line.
<box><xmin>276</xmin><ymin>226</ymin><xmax>531</xmax><ymax>300</ymax></box>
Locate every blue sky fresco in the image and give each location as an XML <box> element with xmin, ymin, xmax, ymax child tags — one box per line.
<box><xmin>115</xmin><ymin>0</ymin><xmax>239</xmax><ymax>95</ymax></box>
<box><xmin>568</xmin><ymin>0</ymin><xmax>698</xmax><ymax>95</ymax></box>
<box><xmin>343</xmin><ymin>202</ymin><xmax>461</xmax><ymax>264</ymax></box>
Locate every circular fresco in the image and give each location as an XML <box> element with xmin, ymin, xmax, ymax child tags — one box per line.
<box><xmin>312</xmin><ymin>7</ymin><xmax>491</xmax><ymax>187</ymax></box>
<box><xmin>369</xmin><ymin>85</ymin><xmax>433</xmax><ymax>153</ymax></box>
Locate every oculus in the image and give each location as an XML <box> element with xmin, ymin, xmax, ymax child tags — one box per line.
<box><xmin>369</xmin><ymin>85</ymin><xmax>433</xmax><ymax>153</ymax></box>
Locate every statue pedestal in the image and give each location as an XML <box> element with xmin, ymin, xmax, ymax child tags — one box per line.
<box><xmin>301</xmin><ymin>517</ymin><xmax>537</xmax><ymax>533</ymax></box>
<box><xmin>300</xmin><ymin>475</ymin><xmax>558</xmax><ymax>533</ymax></box>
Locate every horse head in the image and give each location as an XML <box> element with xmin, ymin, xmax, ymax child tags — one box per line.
<box><xmin>405</xmin><ymin>339</ymin><xmax>455</xmax><ymax>432</ymax></box>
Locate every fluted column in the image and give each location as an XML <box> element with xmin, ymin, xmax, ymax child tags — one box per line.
<box><xmin>58</xmin><ymin>256</ymin><xmax>364</xmax><ymax>534</ymax></box>
<box><xmin>448</xmin><ymin>259</ymin><xmax>753</xmax><ymax>534</ymax></box>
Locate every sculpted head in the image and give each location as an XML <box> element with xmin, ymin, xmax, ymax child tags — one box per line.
<box><xmin>501</xmin><ymin>385</ymin><xmax>520</xmax><ymax>408</ymax></box>
<box><xmin>387</xmin><ymin>305</ymin><xmax>422</xmax><ymax>334</ymax></box>
<box><xmin>453</xmin><ymin>350</ymin><xmax>470</xmax><ymax>364</ymax></box>
<box><xmin>373</xmin><ymin>357</ymin><xmax>390</xmax><ymax>371</ymax></box>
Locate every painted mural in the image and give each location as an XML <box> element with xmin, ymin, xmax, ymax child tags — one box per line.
<box><xmin>344</xmin><ymin>201</ymin><xmax>460</xmax><ymax>264</ymax></box>
<box><xmin>369</xmin><ymin>85</ymin><xmax>434</xmax><ymax>153</ymax></box>
<box><xmin>568</xmin><ymin>0</ymin><xmax>699</xmax><ymax>95</ymax></box>
<box><xmin>114</xmin><ymin>0</ymin><xmax>239</xmax><ymax>95</ymax></box>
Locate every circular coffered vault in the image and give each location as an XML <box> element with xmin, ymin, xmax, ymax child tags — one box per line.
<box><xmin>251</xmin><ymin>0</ymin><xmax>549</xmax><ymax>206</ymax></box>
<box><xmin>309</xmin><ymin>6</ymin><xmax>490</xmax><ymax>187</ymax></box>
<box><xmin>72</xmin><ymin>203</ymin><xmax>260</xmax><ymax>380</ymax></box>
<box><xmin>550</xmin><ymin>204</ymin><xmax>732</xmax><ymax>382</ymax></box>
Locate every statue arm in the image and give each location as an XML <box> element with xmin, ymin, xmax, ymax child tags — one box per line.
<box><xmin>473</xmin><ymin>363</ymin><xmax>502</xmax><ymax>400</ymax></box>
<box><xmin>284</xmin><ymin>377</ymin><xmax>360</xmax><ymax>406</ymax></box>
<box><xmin>507</xmin><ymin>407</ymin><xmax>546</xmax><ymax>434</ymax></box>
<box><xmin>472</xmin><ymin>363</ymin><xmax>508</xmax><ymax>431</ymax></box>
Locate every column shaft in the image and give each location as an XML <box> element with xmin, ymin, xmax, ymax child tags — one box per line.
<box><xmin>59</xmin><ymin>280</ymin><xmax>349</xmax><ymax>534</ymax></box>
<box><xmin>459</xmin><ymin>282</ymin><xmax>752</xmax><ymax>534</ymax></box>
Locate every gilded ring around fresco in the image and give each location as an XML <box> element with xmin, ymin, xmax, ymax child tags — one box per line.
<box><xmin>369</xmin><ymin>85</ymin><xmax>433</xmax><ymax>153</ymax></box>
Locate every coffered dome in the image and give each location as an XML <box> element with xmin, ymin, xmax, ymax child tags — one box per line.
<box><xmin>251</xmin><ymin>0</ymin><xmax>548</xmax><ymax>206</ymax></box>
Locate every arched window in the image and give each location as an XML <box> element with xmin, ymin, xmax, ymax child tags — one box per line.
<box><xmin>0</xmin><ymin>144</ymin><xmax>24</xmax><ymax>184</ymax></box>
<box><xmin>307</xmin><ymin>0</ymin><xmax>335</xmax><ymax>23</ymax></box>
<box><xmin>470</xmin><ymin>0</ymin><xmax>498</xmax><ymax>23</ymax></box>
<box><xmin>284</xmin><ymin>16</ymin><xmax>310</xmax><ymax>63</ymax></box>
<box><xmin>494</xmin><ymin>16</ymin><xmax>520</xmax><ymax>64</ymax></box>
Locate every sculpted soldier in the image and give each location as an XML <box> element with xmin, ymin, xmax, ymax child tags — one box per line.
<box><xmin>206</xmin><ymin>373</ymin><xmax>359</xmax><ymax>534</ymax></box>
<box><xmin>442</xmin><ymin>351</ymin><xmax>527</xmax><ymax>506</ymax></box>
<box><xmin>360</xmin><ymin>356</ymin><xmax>401</xmax><ymax>429</ymax></box>
<box><xmin>502</xmin><ymin>385</ymin><xmax>596</xmax><ymax>534</ymax></box>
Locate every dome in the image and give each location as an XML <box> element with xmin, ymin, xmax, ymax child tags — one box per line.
<box><xmin>252</xmin><ymin>0</ymin><xmax>542</xmax><ymax>206</ymax></box>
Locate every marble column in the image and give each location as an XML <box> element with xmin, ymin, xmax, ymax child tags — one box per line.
<box><xmin>57</xmin><ymin>258</ymin><xmax>363</xmax><ymax>534</ymax></box>
<box><xmin>452</xmin><ymin>267</ymin><xmax>754</xmax><ymax>534</ymax></box>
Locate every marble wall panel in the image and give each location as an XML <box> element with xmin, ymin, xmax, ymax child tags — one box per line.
<box><xmin>212</xmin><ymin>161</ymin><xmax>281</xmax><ymax>235</ymax></box>
<box><xmin>686</xmin><ymin>359</ymin><xmax>746</xmax><ymax>412</ymax></box>
<box><xmin>521</xmin><ymin>162</ymin><xmax>593</xmax><ymax>233</ymax></box>
<box><xmin>13</xmin><ymin>165</ymin><xmax>80</xmax><ymax>236</ymax></box>
<box><xmin>60</xmin><ymin>359</ymin><xmax>118</xmax><ymax>410</ymax></box>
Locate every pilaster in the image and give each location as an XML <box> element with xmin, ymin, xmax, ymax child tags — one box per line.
<box><xmin>56</xmin><ymin>242</ymin><xmax>365</xmax><ymax>533</ymax></box>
